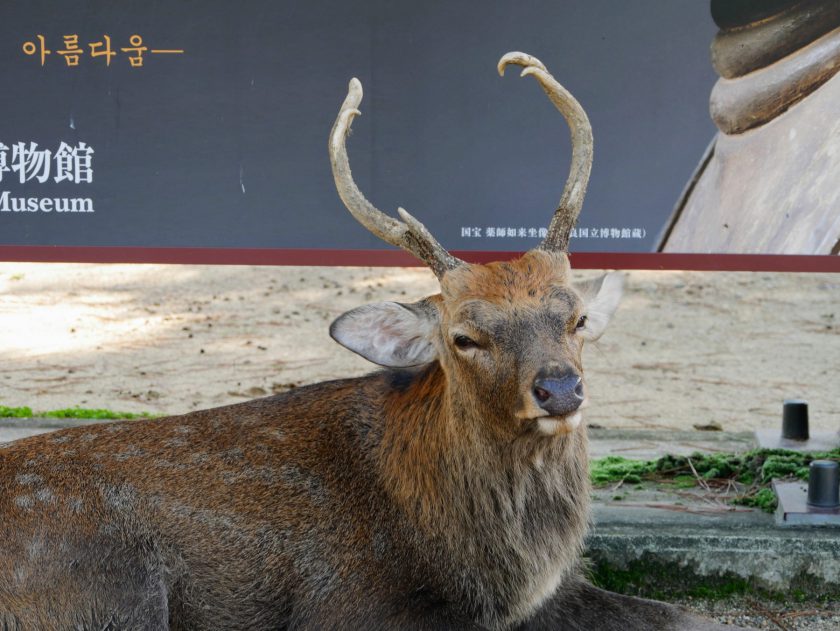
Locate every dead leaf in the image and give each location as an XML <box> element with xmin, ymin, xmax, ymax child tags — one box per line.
<box><xmin>693</xmin><ymin>421</ymin><xmax>723</xmax><ymax>431</ymax></box>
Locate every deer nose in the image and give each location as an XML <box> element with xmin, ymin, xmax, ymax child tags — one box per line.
<box><xmin>532</xmin><ymin>374</ymin><xmax>584</xmax><ymax>417</ymax></box>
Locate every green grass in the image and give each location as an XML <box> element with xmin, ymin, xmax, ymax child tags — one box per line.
<box><xmin>0</xmin><ymin>406</ymin><xmax>34</xmax><ymax>418</ymax></box>
<box><xmin>0</xmin><ymin>406</ymin><xmax>154</xmax><ymax>420</ymax></box>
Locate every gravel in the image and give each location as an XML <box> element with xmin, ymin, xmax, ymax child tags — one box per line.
<box><xmin>677</xmin><ymin>595</ymin><xmax>840</xmax><ymax>630</ymax></box>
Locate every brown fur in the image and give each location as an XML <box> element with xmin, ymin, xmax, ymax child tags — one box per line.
<box><xmin>0</xmin><ymin>251</ymin><xmax>744</xmax><ymax>630</ymax></box>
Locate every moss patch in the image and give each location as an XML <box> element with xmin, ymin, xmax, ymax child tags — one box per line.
<box><xmin>590</xmin><ymin>455</ymin><xmax>657</xmax><ymax>485</ymax></box>
<box><xmin>0</xmin><ymin>406</ymin><xmax>154</xmax><ymax>420</ymax></box>
<box><xmin>587</xmin><ymin>555</ymin><xmax>832</xmax><ymax>602</ymax></box>
<box><xmin>590</xmin><ymin>448</ymin><xmax>840</xmax><ymax>513</ymax></box>
<box><xmin>732</xmin><ymin>487</ymin><xmax>778</xmax><ymax>512</ymax></box>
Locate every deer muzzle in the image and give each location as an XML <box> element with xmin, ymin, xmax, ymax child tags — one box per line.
<box><xmin>532</xmin><ymin>372</ymin><xmax>584</xmax><ymax>418</ymax></box>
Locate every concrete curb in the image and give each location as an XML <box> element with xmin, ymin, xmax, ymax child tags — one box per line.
<box><xmin>588</xmin><ymin>427</ymin><xmax>756</xmax><ymax>459</ymax></box>
<box><xmin>588</xmin><ymin>499</ymin><xmax>840</xmax><ymax>596</ymax></box>
<box><xmin>0</xmin><ymin>417</ymin><xmax>125</xmax><ymax>443</ymax></box>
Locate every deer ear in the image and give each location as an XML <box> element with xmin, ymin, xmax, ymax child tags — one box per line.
<box><xmin>330</xmin><ymin>299</ymin><xmax>439</xmax><ymax>367</ymax></box>
<box><xmin>575</xmin><ymin>272</ymin><xmax>624</xmax><ymax>341</ymax></box>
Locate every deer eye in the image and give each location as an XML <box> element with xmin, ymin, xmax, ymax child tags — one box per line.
<box><xmin>575</xmin><ymin>315</ymin><xmax>588</xmax><ymax>330</ymax></box>
<box><xmin>453</xmin><ymin>334</ymin><xmax>480</xmax><ymax>350</ymax></box>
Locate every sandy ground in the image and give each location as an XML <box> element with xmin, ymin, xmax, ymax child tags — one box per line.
<box><xmin>0</xmin><ymin>262</ymin><xmax>837</xmax><ymax>433</ymax></box>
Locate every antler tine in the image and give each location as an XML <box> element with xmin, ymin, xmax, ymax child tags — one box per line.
<box><xmin>498</xmin><ymin>52</ymin><xmax>594</xmax><ymax>252</ymax></box>
<box><xmin>329</xmin><ymin>78</ymin><xmax>462</xmax><ymax>278</ymax></box>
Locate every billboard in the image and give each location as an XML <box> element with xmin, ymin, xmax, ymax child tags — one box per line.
<box><xmin>1</xmin><ymin>0</ymin><xmax>838</xmax><ymax>271</ymax></box>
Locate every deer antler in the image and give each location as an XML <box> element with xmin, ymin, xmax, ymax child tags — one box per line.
<box><xmin>329</xmin><ymin>78</ymin><xmax>462</xmax><ymax>278</ymax></box>
<box><xmin>498</xmin><ymin>52</ymin><xmax>594</xmax><ymax>252</ymax></box>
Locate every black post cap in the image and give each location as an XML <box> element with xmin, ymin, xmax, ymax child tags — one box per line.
<box><xmin>807</xmin><ymin>460</ymin><xmax>840</xmax><ymax>509</ymax></box>
<box><xmin>782</xmin><ymin>399</ymin><xmax>809</xmax><ymax>440</ymax></box>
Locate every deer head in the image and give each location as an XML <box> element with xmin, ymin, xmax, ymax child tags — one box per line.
<box><xmin>328</xmin><ymin>52</ymin><xmax>623</xmax><ymax>441</ymax></box>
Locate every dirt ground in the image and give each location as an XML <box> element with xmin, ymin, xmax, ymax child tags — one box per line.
<box><xmin>0</xmin><ymin>262</ymin><xmax>837</xmax><ymax>433</ymax></box>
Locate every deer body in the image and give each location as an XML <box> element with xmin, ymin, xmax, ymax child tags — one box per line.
<box><xmin>0</xmin><ymin>354</ymin><xmax>585</xmax><ymax>629</ymax></box>
<box><xmin>2</xmin><ymin>252</ymin><xmax>593</xmax><ymax>629</ymax></box>
<box><xmin>1</xmin><ymin>53</ymin><xmax>749</xmax><ymax>630</ymax></box>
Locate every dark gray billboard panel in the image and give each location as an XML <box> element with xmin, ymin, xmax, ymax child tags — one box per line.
<box><xmin>1</xmin><ymin>1</ymin><xmax>837</xmax><ymax>271</ymax></box>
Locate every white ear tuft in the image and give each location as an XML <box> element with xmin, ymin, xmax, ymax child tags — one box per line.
<box><xmin>329</xmin><ymin>300</ymin><xmax>438</xmax><ymax>367</ymax></box>
<box><xmin>575</xmin><ymin>272</ymin><xmax>624</xmax><ymax>341</ymax></box>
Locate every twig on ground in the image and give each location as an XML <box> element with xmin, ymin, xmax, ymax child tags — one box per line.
<box><xmin>610</xmin><ymin>476</ymin><xmax>626</xmax><ymax>493</ymax></box>
<box><xmin>779</xmin><ymin>609</ymin><xmax>822</xmax><ymax>620</ymax></box>
<box><xmin>686</xmin><ymin>456</ymin><xmax>711</xmax><ymax>493</ymax></box>
<box><xmin>746</xmin><ymin>598</ymin><xmax>792</xmax><ymax>631</ymax></box>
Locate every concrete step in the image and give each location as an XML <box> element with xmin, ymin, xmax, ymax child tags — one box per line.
<box><xmin>588</xmin><ymin>487</ymin><xmax>840</xmax><ymax>598</ymax></box>
<box><xmin>0</xmin><ymin>417</ymin><xmax>114</xmax><ymax>443</ymax></box>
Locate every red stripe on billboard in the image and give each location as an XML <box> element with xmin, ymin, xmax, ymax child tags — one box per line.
<box><xmin>0</xmin><ymin>246</ymin><xmax>838</xmax><ymax>272</ymax></box>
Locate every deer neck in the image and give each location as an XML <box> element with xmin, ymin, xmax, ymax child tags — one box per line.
<box><xmin>377</xmin><ymin>362</ymin><xmax>591</xmax><ymax>627</ymax></box>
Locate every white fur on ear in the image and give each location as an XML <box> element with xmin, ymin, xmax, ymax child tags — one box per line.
<box><xmin>575</xmin><ymin>272</ymin><xmax>624</xmax><ymax>341</ymax></box>
<box><xmin>329</xmin><ymin>300</ymin><xmax>438</xmax><ymax>367</ymax></box>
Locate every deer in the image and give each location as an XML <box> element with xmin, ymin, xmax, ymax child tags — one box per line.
<box><xmin>0</xmin><ymin>52</ymin><xmax>753</xmax><ymax>630</ymax></box>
